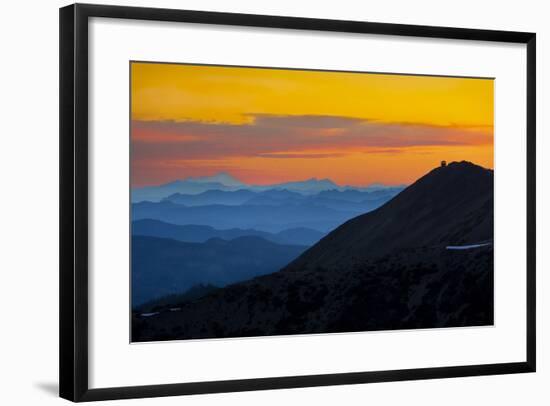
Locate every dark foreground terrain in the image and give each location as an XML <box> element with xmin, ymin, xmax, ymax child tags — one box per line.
<box><xmin>132</xmin><ymin>161</ymin><xmax>494</xmax><ymax>341</ymax></box>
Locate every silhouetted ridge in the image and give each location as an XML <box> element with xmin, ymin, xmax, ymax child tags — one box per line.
<box><xmin>285</xmin><ymin>161</ymin><xmax>493</xmax><ymax>271</ymax></box>
<box><xmin>131</xmin><ymin>162</ymin><xmax>494</xmax><ymax>341</ymax></box>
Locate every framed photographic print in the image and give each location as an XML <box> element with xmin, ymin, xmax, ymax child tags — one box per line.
<box><xmin>59</xmin><ymin>3</ymin><xmax>536</xmax><ymax>402</ymax></box>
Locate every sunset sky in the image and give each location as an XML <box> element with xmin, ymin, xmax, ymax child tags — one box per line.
<box><xmin>131</xmin><ymin>62</ymin><xmax>493</xmax><ymax>187</ymax></box>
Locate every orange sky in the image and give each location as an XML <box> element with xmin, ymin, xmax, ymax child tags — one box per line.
<box><xmin>131</xmin><ymin>62</ymin><xmax>493</xmax><ymax>187</ymax></box>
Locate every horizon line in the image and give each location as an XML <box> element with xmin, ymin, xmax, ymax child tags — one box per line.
<box><xmin>131</xmin><ymin>171</ymin><xmax>409</xmax><ymax>190</ymax></box>
<box><xmin>131</xmin><ymin>160</ymin><xmax>491</xmax><ymax>189</ymax></box>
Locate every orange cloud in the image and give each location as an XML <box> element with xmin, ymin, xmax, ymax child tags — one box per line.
<box><xmin>130</xmin><ymin>63</ymin><xmax>493</xmax><ymax>187</ymax></box>
<box><xmin>131</xmin><ymin>114</ymin><xmax>492</xmax><ymax>187</ymax></box>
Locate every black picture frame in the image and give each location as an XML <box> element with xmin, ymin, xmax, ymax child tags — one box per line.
<box><xmin>59</xmin><ymin>3</ymin><xmax>536</xmax><ymax>402</ymax></box>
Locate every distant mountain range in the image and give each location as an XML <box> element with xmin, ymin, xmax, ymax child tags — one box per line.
<box><xmin>252</xmin><ymin>178</ymin><xmax>339</xmax><ymax>194</ymax></box>
<box><xmin>185</xmin><ymin>172</ymin><xmax>246</xmax><ymax>187</ymax></box>
<box><xmin>131</xmin><ymin>173</ymin><xmax>403</xmax><ymax>308</ymax></box>
<box><xmin>132</xmin><ymin>161</ymin><xmax>495</xmax><ymax>341</ymax></box>
<box><xmin>161</xmin><ymin>187</ymin><xmax>402</xmax><ymax>212</ymax></box>
<box><xmin>163</xmin><ymin>189</ymin><xmax>258</xmax><ymax>206</ymax></box>
<box><xmin>132</xmin><ymin>235</ymin><xmax>308</xmax><ymax>306</ymax></box>
<box><xmin>132</xmin><ymin>180</ymin><xmax>234</xmax><ymax>203</ymax></box>
<box><xmin>132</xmin><ymin>200</ymin><xmax>360</xmax><ymax>233</ymax></box>
<box><xmin>132</xmin><ymin>173</ymin><xmax>405</xmax><ymax>202</ymax></box>
<box><xmin>132</xmin><ymin>186</ymin><xmax>403</xmax><ymax>233</ymax></box>
<box><xmin>132</xmin><ymin>219</ymin><xmax>325</xmax><ymax>246</ymax></box>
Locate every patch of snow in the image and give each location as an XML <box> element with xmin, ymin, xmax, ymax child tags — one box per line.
<box><xmin>446</xmin><ymin>242</ymin><xmax>492</xmax><ymax>250</ymax></box>
<box><xmin>140</xmin><ymin>312</ymin><xmax>159</xmax><ymax>317</ymax></box>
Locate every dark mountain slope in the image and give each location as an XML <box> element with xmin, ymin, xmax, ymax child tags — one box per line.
<box><xmin>286</xmin><ymin>161</ymin><xmax>493</xmax><ymax>271</ymax></box>
<box><xmin>133</xmin><ymin>245</ymin><xmax>493</xmax><ymax>341</ymax></box>
<box><xmin>137</xmin><ymin>284</ymin><xmax>219</xmax><ymax>313</ymax></box>
<box><xmin>132</xmin><ymin>162</ymin><xmax>494</xmax><ymax>341</ymax></box>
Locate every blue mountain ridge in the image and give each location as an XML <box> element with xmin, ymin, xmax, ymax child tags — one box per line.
<box><xmin>132</xmin><ymin>219</ymin><xmax>325</xmax><ymax>246</ymax></box>
<box><xmin>130</xmin><ymin>174</ymin><xmax>405</xmax><ymax>306</ymax></box>
<box><xmin>132</xmin><ymin>235</ymin><xmax>308</xmax><ymax>306</ymax></box>
<box><xmin>132</xmin><ymin>173</ymin><xmax>405</xmax><ymax>202</ymax></box>
<box><xmin>132</xmin><ymin>200</ymin><xmax>360</xmax><ymax>233</ymax></box>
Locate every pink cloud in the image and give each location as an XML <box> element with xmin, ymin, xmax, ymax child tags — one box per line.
<box><xmin>131</xmin><ymin>114</ymin><xmax>492</xmax><ymax>164</ymax></box>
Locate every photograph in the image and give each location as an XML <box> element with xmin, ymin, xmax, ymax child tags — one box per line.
<box><xmin>130</xmin><ymin>62</ymin><xmax>495</xmax><ymax>342</ymax></box>
<box><xmin>0</xmin><ymin>0</ymin><xmax>542</xmax><ymax>404</ymax></box>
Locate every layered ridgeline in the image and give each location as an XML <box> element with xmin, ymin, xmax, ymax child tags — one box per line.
<box><xmin>132</xmin><ymin>236</ymin><xmax>307</xmax><ymax>306</ymax></box>
<box><xmin>131</xmin><ymin>176</ymin><xmax>403</xmax><ymax>306</ymax></box>
<box><xmin>132</xmin><ymin>178</ymin><xmax>403</xmax><ymax>233</ymax></box>
<box><xmin>132</xmin><ymin>162</ymin><xmax>494</xmax><ymax>341</ymax></box>
<box><xmin>132</xmin><ymin>172</ymin><xmax>404</xmax><ymax>202</ymax></box>
<box><xmin>133</xmin><ymin>219</ymin><xmax>325</xmax><ymax>247</ymax></box>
